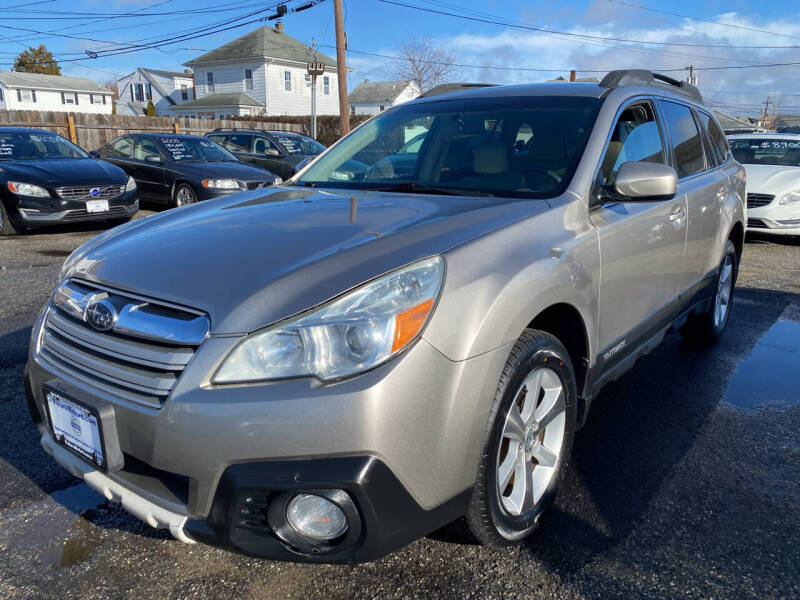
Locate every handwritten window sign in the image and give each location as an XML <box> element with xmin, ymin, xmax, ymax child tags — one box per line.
<box><xmin>158</xmin><ymin>137</ymin><xmax>237</xmax><ymax>162</ymax></box>
<box><xmin>0</xmin><ymin>133</ymin><xmax>86</xmax><ymax>159</ymax></box>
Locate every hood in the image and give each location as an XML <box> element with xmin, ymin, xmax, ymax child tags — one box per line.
<box><xmin>65</xmin><ymin>187</ymin><xmax>548</xmax><ymax>334</ymax></box>
<box><xmin>0</xmin><ymin>158</ymin><xmax>126</xmax><ymax>186</ymax></box>
<box><xmin>743</xmin><ymin>164</ymin><xmax>800</xmax><ymax>196</ymax></box>
<box><xmin>171</xmin><ymin>160</ymin><xmax>277</xmax><ymax>181</ymax></box>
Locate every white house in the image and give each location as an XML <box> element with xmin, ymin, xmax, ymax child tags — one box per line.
<box><xmin>348</xmin><ymin>80</ymin><xmax>419</xmax><ymax>115</ymax></box>
<box><xmin>116</xmin><ymin>68</ymin><xmax>195</xmax><ymax>116</ymax></box>
<box><xmin>173</xmin><ymin>22</ymin><xmax>340</xmax><ymax>119</ymax></box>
<box><xmin>0</xmin><ymin>71</ymin><xmax>113</xmax><ymax>114</ymax></box>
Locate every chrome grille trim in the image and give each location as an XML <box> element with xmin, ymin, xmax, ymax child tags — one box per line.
<box><xmin>43</xmin><ymin>279</ymin><xmax>210</xmax><ymax>409</ymax></box>
<box><xmin>56</xmin><ymin>184</ymin><xmax>125</xmax><ymax>201</ymax></box>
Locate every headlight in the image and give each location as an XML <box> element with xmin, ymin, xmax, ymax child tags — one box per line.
<box><xmin>125</xmin><ymin>176</ymin><xmax>137</xmax><ymax>192</ymax></box>
<box><xmin>8</xmin><ymin>181</ymin><xmax>49</xmax><ymax>197</ymax></box>
<box><xmin>202</xmin><ymin>178</ymin><xmax>241</xmax><ymax>190</ymax></box>
<box><xmin>214</xmin><ymin>256</ymin><xmax>445</xmax><ymax>383</ymax></box>
<box><xmin>779</xmin><ymin>191</ymin><xmax>800</xmax><ymax>204</ymax></box>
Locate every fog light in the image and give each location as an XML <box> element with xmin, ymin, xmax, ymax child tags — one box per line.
<box><xmin>286</xmin><ymin>494</ymin><xmax>348</xmax><ymax>541</ymax></box>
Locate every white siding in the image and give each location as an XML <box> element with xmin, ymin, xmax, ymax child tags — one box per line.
<box><xmin>193</xmin><ymin>64</ymin><xmax>266</xmax><ymax>106</ymax></box>
<box><xmin>0</xmin><ymin>85</ymin><xmax>111</xmax><ymax>114</ymax></box>
<box><xmin>351</xmin><ymin>83</ymin><xmax>419</xmax><ymax>116</ymax></box>
<box><xmin>171</xmin><ymin>76</ymin><xmax>194</xmax><ymax>104</ymax></box>
<box><xmin>117</xmin><ymin>69</ymin><xmax>172</xmax><ymax>116</ymax></box>
<box><xmin>265</xmin><ymin>61</ymin><xmax>338</xmax><ymax>116</ymax></box>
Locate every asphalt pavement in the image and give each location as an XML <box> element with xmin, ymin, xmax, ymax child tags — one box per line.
<box><xmin>0</xmin><ymin>214</ymin><xmax>798</xmax><ymax>599</ymax></box>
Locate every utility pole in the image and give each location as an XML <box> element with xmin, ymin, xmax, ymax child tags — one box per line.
<box><xmin>762</xmin><ymin>96</ymin><xmax>772</xmax><ymax>130</ymax></box>
<box><xmin>307</xmin><ymin>39</ymin><xmax>320</xmax><ymax>140</ymax></box>
<box><xmin>333</xmin><ymin>0</ymin><xmax>350</xmax><ymax>136</ymax></box>
<box><xmin>569</xmin><ymin>69</ymin><xmax>576</xmax><ymax>82</ymax></box>
<box><xmin>685</xmin><ymin>65</ymin><xmax>697</xmax><ymax>86</ymax></box>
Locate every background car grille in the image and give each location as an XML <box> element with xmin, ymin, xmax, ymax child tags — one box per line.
<box><xmin>39</xmin><ymin>280</ymin><xmax>209</xmax><ymax>409</ymax></box>
<box><xmin>63</xmin><ymin>206</ymin><xmax>128</xmax><ymax>222</ymax></box>
<box><xmin>56</xmin><ymin>184</ymin><xmax>125</xmax><ymax>201</ymax></box>
<box><xmin>746</xmin><ymin>193</ymin><xmax>775</xmax><ymax>209</ymax></box>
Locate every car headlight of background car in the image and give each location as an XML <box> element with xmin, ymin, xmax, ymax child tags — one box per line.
<box><xmin>202</xmin><ymin>178</ymin><xmax>242</xmax><ymax>190</ymax></box>
<box><xmin>214</xmin><ymin>256</ymin><xmax>445</xmax><ymax>383</ymax></box>
<box><xmin>7</xmin><ymin>181</ymin><xmax>49</xmax><ymax>197</ymax></box>
<box><xmin>779</xmin><ymin>191</ymin><xmax>800</xmax><ymax>205</ymax></box>
<box><xmin>125</xmin><ymin>176</ymin><xmax>137</xmax><ymax>192</ymax></box>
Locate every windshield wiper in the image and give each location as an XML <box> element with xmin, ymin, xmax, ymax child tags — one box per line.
<box><xmin>372</xmin><ymin>182</ymin><xmax>494</xmax><ymax>197</ymax></box>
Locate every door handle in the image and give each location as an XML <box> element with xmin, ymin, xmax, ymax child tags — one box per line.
<box><xmin>669</xmin><ymin>205</ymin><xmax>686</xmax><ymax>222</ymax></box>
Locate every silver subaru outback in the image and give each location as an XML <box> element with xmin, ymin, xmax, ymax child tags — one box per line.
<box><xmin>26</xmin><ymin>70</ymin><xmax>745</xmax><ymax>563</ymax></box>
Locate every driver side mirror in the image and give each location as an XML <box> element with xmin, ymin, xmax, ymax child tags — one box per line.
<box><xmin>607</xmin><ymin>162</ymin><xmax>677</xmax><ymax>201</ymax></box>
<box><xmin>264</xmin><ymin>148</ymin><xmax>280</xmax><ymax>157</ymax></box>
<box><xmin>89</xmin><ymin>150</ymin><xmax>101</xmax><ymax>158</ymax></box>
<box><xmin>144</xmin><ymin>155</ymin><xmax>163</xmax><ymax>164</ymax></box>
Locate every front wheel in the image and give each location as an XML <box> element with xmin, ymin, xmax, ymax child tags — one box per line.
<box><xmin>682</xmin><ymin>240</ymin><xmax>738</xmax><ymax>344</ymax></box>
<box><xmin>172</xmin><ymin>183</ymin><xmax>198</xmax><ymax>208</ymax></box>
<box><xmin>463</xmin><ymin>329</ymin><xmax>577</xmax><ymax>545</ymax></box>
<box><xmin>0</xmin><ymin>201</ymin><xmax>21</xmax><ymax>236</ymax></box>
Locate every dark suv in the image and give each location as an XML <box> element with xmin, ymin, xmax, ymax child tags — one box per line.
<box><xmin>206</xmin><ymin>129</ymin><xmax>325</xmax><ymax>179</ymax></box>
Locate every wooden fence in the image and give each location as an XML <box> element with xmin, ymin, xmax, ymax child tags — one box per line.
<box><xmin>0</xmin><ymin>110</ymin><xmax>304</xmax><ymax>150</ymax></box>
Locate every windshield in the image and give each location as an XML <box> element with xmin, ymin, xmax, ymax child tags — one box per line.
<box><xmin>731</xmin><ymin>138</ymin><xmax>800</xmax><ymax>167</ymax></box>
<box><xmin>274</xmin><ymin>133</ymin><xmax>325</xmax><ymax>156</ymax></box>
<box><xmin>297</xmin><ymin>95</ymin><xmax>601</xmax><ymax>197</ymax></box>
<box><xmin>0</xmin><ymin>132</ymin><xmax>89</xmax><ymax>160</ymax></box>
<box><xmin>159</xmin><ymin>137</ymin><xmax>238</xmax><ymax>162</ymax></box>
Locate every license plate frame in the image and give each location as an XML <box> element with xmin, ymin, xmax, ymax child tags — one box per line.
<box><xmin>86</xmin><ymin>199</ymin><xmax>109</xmax><ymax>213</ymax></box>
<box><xmin>44</xmin><ymin>386</ymin><xmax>108</xmax><ymax>471</ymax></box>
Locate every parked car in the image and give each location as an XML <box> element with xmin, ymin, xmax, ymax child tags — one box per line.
<box><xmin>728</xmin><ymin>133</ymin><xmax>800</xmax><ymax>236</ymax></box>
<box><xmin>26</xmin><ymin>70</ymin><xmax>744</xmax><ymax>564</ymax></box>
<box><xmin>0</xmin><ymin>127</ymin><xmax>137</xmax><ymax>236</ymax></box>
<box><xmin>94</xmin><ymin>133</ymin><xmax>280</xmax><ymax>207</ymax></box>
<box><xmin>206</xmin><ymin>128</ymin><xmax>325</xmax><ymax>180</ymax></box>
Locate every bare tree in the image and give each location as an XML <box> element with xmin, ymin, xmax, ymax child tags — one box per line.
<box><xmin>389</xmin><ymin>36</ymin><xmax>458</xmax><ymax>94</ymax></box>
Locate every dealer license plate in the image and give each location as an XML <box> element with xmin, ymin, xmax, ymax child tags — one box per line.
<box><xmin>86</xmin><ymin>199</ymin><xmax>109</xmax><ymax>213</ymax></box>
<box><xmin>46</xmin><ymin>389</ymin><xmax>105</xmax><ymax>469</ymax></box>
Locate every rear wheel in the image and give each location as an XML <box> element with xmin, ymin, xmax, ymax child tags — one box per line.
<box><xmin>173</xmin><ymin>183</ymin><xmax>197</xmax><ymax>208</ymax></box>
<box><xmin>0</xmin><ymin>201</ymin><xmax>20</xmax><ymax>236</ymax></box>
<box><xmin>463</xmin><ymin>329</ymin><xmax>577</xmax><ymax>545</ymax></box>
<box><xmin>682</xmin><ymin>240</ymin><xmax>738</xmax><ymax>344</ymax></box>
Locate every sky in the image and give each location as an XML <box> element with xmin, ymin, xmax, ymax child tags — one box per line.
<box><xmin>1</xmin><ymin>0</ymin><xmax>799</xmax><ymax>117</ymax></box>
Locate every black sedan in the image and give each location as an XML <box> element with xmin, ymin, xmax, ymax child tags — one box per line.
<box><xmin>206</xmin><ymin>129</ymin><xmax>325</xmax><ymax>180</ymax></box>
<box><xmin>94</xmin><ymin>133</ymin><xmax>280</xmax><ymax>208</ymax></box>
<box><xmin>0</xmin><ymin>127</ymin><xmax>138</xmax><ymax>236</ymax></box>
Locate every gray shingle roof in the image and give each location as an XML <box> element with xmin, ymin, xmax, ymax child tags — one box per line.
<box><xmin>184</xmin><ymin>26</ymin><xmax>335</xmax><ymax>67</ymax></box>
<box><xmin>348</xmin><ymin>80</ymin><xmax>415</xmax><ymax>104</ymax></box>
<box><xmin>0</xmin><ymin>70</ymin><xmax>110</xmax><ymax>93</ymax></box>
<box><xmin>170</xmin><ymin>92</ymin><xmax>264</xmax><ymax>108</ymax></box>
<box><xmin>143</xmin><ymin>68</ymin><xmax>191</xmax><ymax>79</ymax></box>
<box><xmin>139</xmin><ymin>68</ymin><xmax>177</xmax><ymax>105</ymax></box>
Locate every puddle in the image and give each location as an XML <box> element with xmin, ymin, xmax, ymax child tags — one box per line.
<box><xmin>58</xmin><ymin>517</ymin><xmax>102</xmax><ymax>568</ymax></box>
<box><xmin>724</xmin><ymin>320</ymin><xmax>800</xmax><ymax>410</ymax></box>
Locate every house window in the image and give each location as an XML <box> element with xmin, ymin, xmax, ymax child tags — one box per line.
<box><xmin>350</xmin><ymin>105</ymin><xmax>355</xmax><ymax>115</ymax></box>
<box><xmin>133</xmin><ymin>83</ymin><xmax>144</xmax><ymax>102</ymax></box>
<box><xmin>90</xmin><ymin>94</ymin><xmax>104</xmax><ymax>104</ymax></box>
<box><xmin>61</xmin><ymin>92</ymin><xmax>78</xmax><ymax>105</ymax></box>
<box><xmin>380</xmin><ymin>105</ymin><xmax>386</xmax><ymax>112</ymax></box>
<box><xmin>244</xmin><ymin>69</ymin><xmax>253</xmax><ymax>91</ymax></box>
<box><xmin>323</xmin><ymin>76</ymin><xmax>330</xmax><ymax>95</ymax></box>
<box><xmin>146</xmin><ymin>83</ymin><xmax>153</xmax><ymax>101</ymax></box>
<box><xmin>0</xmin><ymin>87</ymin><xmax>4</xmax><ymax>102</ymax></box>
<box><xmin>18</xmin><ymin>89</ymin><xmax>36</xmax><ymax>103</ymax></box>
<box><xmin>305</xmin><ymin>74</ymin><xmax>311</xmax><ymax>85</ymax></box>
<box><xmin>206</xmin><ymin>72</ymin><xmax>215</xmax><ymax>94</ymax></box>
<box><xmin>284</xmin><ymin>71</ymin><xmax>291</xmax><ymax>92</ymax></box>
<box><xmin>181</xmin><ymin>84</ymin><xmax>188</xmax><ymax>101</ymax></box>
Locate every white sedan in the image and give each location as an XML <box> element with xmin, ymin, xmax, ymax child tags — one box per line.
<box><xmin>729</xmin><ymin>133</ymin><xmax>800</xmax><ymax>236</ymax></box>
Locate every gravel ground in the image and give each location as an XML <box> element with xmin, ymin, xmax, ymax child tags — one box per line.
<box><xmin>0</xmin><ymin>216</ymin><xmax>798</xmax><ymax>600</ymax></box>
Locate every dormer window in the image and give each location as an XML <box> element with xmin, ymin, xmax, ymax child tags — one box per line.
<box><xmin>244</xmin><ymin>69</ymin><xmax>253</xmax><ymax>91</ymax></box>
<box><xmin>207</xmin><ymin>72</ymin><xmax>215</xmax><ymax>94</ymax></box>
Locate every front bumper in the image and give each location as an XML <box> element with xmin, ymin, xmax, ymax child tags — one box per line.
<box><xmin>747</xmin><ymin>202</ymin><xmax>800</xmax><ymax>235</ymax></box>
<box><xmin>14</xmin><ymin>189</ymin><xmax>139</xmax><ymax>226</ymax></box>
<box><xmin>26</xmin><ymin>304</ymin><xmax>510</xmax><ymax>561</ymax></box>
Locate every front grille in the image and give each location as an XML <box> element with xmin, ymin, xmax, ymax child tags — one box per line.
<box><xmin>39</xmin><ymin>280</ymin><xmax>209</xmax><ymax>409</ymax></box>
<box><xmin>56</xmin><ymin>184</ymin><xmax>125</xmax><ymax>201</ymax></box>
<box><xmin>748</xmin><ymin>218</ymin><xmax>768</xmax><ymax>229</ymax></box>
<box><xmin>746</xmin><ymin>193</ymin><xmax>774</xmax><ymax>209</ymax></box>
<box><xmin>63</xmin><ymin>206</ymin><xmax>128</xmax><ymax>222</ymax></box>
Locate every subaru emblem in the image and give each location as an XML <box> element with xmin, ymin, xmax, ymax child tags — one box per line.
<box><xmin>89</xmin><ymin>188</ymin><xmax>101</xmax><ymax>197</ymax></box>
<box><xmin>85</xmin><ymin>296</ymin><xmax>117</xmax><ymax>332</ymax></box>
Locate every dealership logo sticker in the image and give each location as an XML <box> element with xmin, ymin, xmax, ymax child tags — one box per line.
<box><xmin>85</xmin><ymin>297</ymin><xmax>117</xmax><ymax>332</ymax></box>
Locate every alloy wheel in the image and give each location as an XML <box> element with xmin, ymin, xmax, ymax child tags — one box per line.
<box><xmin>496</xmin><ymin>367</ymin><xmax>566</xmax><ymax>516</ymax></box>
<box><xmin>714</xmin><ymin>255</ymin><xmax>734</xmax><ymax>328</ymax></box>
<box><xmin>176</xmin><ymin>186</ymin><xmax>197</xmax><ymax>207</ymax></box>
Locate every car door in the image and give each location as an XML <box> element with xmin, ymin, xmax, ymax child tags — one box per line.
<box><xmin>252</xmin><ymin>135</ymin><xmax>289</xmax><ymax>177</ymax></box>
<box><xmin>589</xmin><ymin>98</ymin><xmax>688</xmax><ymax>365</ymax></box>
<box><xmin>99</xmin><ymin>135</ymin><xmax>136</xmax><ymax>174</ymax></box>
<box><xmin>132</xmin><ymin>136</ymin><xmax>168</xmax><ymax>202</ymax></box>
<box><xmin>657</xmin><ymin>100</ymin><xmax>721</xmax><ymax>295</ymax></box>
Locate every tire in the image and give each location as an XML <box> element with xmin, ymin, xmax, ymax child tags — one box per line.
<box><xmin>172</xmin><ymin>183</ymin><xmax>198</xmax><ymax>208</ymax></box>
<box><xmin>0</xmin><ymin>201</ymin><xmax>20</xmax><ymax>236</ymax></box>
<box><xmin>682</xmin><ymin>239</ymin><xmax>738</xmax><ymax>344</ymax></box>
<box><xmin>463</xmin><ymin>329</ymin><xmax>577</xmax><ymax>546</ymax></box>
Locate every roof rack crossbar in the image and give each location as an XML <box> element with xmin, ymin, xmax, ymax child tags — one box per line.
<box><xmin>599</xmin><ymin>69</ymin><xmax>703</xmax><ymax>104</ymax></box>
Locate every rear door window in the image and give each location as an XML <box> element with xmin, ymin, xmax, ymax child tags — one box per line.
<box><xmin>659</xmin><ymin>101</ymin><xmax>706</xmax><ymax>178</ymax></box>
<box><xmin>697</xmin><ymin>111</ymin><xmax>729</xmax><ymax>166</ymax></box>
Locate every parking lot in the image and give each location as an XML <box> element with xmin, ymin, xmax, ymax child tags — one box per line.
<box><xmin>0</xmin><ymin>214</ymin><xmax>797</xmax><ymax>599</ymax></box>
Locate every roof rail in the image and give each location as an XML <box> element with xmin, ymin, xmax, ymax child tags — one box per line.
<box><xmin>419</xmin><ymin>82</ymin><xmax>497</xmax><ymax>98</ymax></box>
<box><xmin>599</xmin><ymin>69</ymin><xmax>703</xmax><ymax>104</ymax></box>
